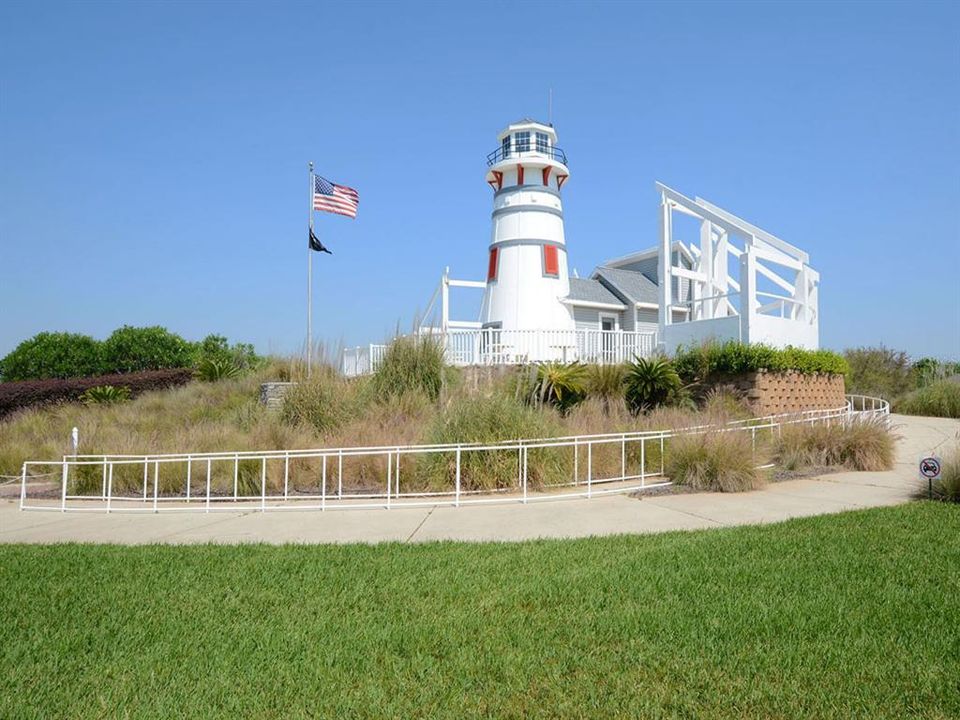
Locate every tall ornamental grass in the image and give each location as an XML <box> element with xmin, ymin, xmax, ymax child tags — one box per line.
<box><xmin>664</xmin><ymin>429</ymin><xmax>766</xmax><ymax>492</ymax></box>
<box><xmin>775</xmin><ymin>416</ymin><xmax>895</xmax><ymax>472</ymax></box>
<box><xmin>417</xmin><ymin>394</ymin><xmax>567</xmax><ymax>491</ymax></box>
<box><xmin>895</xmin><ymin>380</ymin><xmax>960</xmax><ymax>419</ymax></box>
<box><xmin>371</xmin><ymin>335</ymin><xmax>448</xmax><ymax>402</ymax></box>
<box><xmin>918</xmin><ymin>444</ymin><xmax>960</xmax><ymax>503</ymax></box>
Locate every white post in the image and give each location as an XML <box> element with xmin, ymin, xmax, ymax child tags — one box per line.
<box><xmin>19</xmin><ymin>463</ymin><xmax>27</xmax><ymax>511</ymax></box>
<box><xmin>441</xmin><ymin>266</ymin><xmax>450</xmax><ymax>334</ymax></box>
<box><xmin>321</xmin><ymin>455</ymin><xmax>327</xmax><ymax>511</ymax></box>
<box><xmin>658</xmin><ymin>194</ymin><xmax>673</xmax><ymax>345</ymax></box>
<box><xmin>700</xmin><ymin>220</ymin><xmax>713</xmax><ymax>320</ymax></box>
<box><xmin>740</xmin><ymin>244</ymin><xmax>757</xmax><ymax>344</ymax></box>
<box><xmin>186</xmin><ymin>456</ymin><xmax>192</xmax><ymax>502</ymax></box>
<box><xmin>260</xmin><ymin>457</ymin><xmax>267</xmax><ymax>512</ymax></box>
<box><xmin>106</xmin><ymin>463</ymin><xmax>113</xmax><ymax>514</ymax></box>
<box><xmin>61</xmin><ymin>459</ymin><xmax>68</xmax><ymax>511</ymax></box>
<box><xmin>205</xmin><ymin>459</ymin><xmax>211</xmax><ymax>513</ymax></box>
<box><xmin>153</xmin><ymin>461</ymin><xmax>159</xmax><ymax>513</ymax></box>
<box><xmin>283</xmin><ymin>453</ymin><xmax>289</xmax><ymax>500</ymax></box>
<box><xmin>522</xmin><ymin>446</ymin><xmax>528</xmax><ymax>504</ymax></box>
<box><xmin>455</xmin><ymin>447</ymin><xmax>461</xmax><ymax>507</ymax></box>
<box><xmin>386</xmin><ymin>451</ymin><xmax>392</xmax><ymax>509</ymax></box>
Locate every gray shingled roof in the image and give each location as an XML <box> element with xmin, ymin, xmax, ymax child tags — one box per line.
<box><xmin>593</xmin><ymin>266</ymin><xmax>660</xmax><ymax>304</ymax></box>
<box><xmin>564</xmin><ymin>277</ymin><xmax>626</xmax><ymax>307</ymax></box>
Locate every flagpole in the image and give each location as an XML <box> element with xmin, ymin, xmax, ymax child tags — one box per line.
<box><xmin>307</xmin><ymin>161</ymin><xmax>314</xmax><ymax>380</ymax></box>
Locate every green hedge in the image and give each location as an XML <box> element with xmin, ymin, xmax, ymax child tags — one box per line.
<box><xmin>673</xmin><ymin>341</ymin><xmax>849</xmax><ymax>383</ymax></box>
<box><xmin>0</xmin><ymin>327</ymin><xmax>261</xmax><ymax>382</ymax></box>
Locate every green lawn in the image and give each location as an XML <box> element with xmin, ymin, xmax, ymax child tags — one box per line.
<box><xmin>2</xmin><ymin>503</ymin><xmax>958</xmax><ymax>719</ymax></box>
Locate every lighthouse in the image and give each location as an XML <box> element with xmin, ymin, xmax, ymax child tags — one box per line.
<box><xmin>478</xmin><ymin>120</ymin><xmax>576</xmax><ymax>344</ymax></box>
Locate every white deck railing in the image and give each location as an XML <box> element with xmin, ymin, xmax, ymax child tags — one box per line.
<box><xmin>342</xmin><ymin>328</ymin><xmax>658</xmax><ymax>377</ymax></box>
<box><xmin>18</xmin><ymin>396</ymin><xmax>889</xmax><ymax>514</ymax></box>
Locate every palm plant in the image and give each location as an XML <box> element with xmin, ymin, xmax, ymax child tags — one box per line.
<box><xmin>78</xmin><ymin>385</ymin><xmax>131</xmax><ymax>405</ymax></box>
<box><xmin>196</xmin><ymin>357</ymin><xmax>242</xmax><ymax>382</ymax></box>
<box><xmin>624</xmin><ymin>356</ymin><xmax>682</xmax><ymax>414</ymax></box>
<box><xmin>532</xmin><ymin>362</ymin><xmax>588</xmax><ymax>415</ymax></box>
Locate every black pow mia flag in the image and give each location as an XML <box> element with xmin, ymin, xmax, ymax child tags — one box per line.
<box><xmin>309</xmin><ymin>228</ymin><xmax>332</xmax><ymax>254</ymax></box>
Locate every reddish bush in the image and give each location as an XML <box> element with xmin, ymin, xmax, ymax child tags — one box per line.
<box><xmin>0</xmin><ymin>369</ymin><xmax>194</xmax><ymax>419</ymax></box>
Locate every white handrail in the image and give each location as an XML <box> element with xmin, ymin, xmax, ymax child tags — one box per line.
<box><xmin>20</xmin><ymin>396</ymin><xmax>889</xmax><ymax>514</ymax></box>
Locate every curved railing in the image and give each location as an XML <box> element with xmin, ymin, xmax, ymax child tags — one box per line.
<box><xmin>18</xmin><ymin>396</ymin><xmax>888</xmax><ymax>514</ymax></box>
<box><xmin>486</xmin><ymin>145</ymin><xmax>568</xmax><ymax>166</ymax></box>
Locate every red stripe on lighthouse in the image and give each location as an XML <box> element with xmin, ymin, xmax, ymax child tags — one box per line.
<box><xmin>542</xmin><ymin>167</ymin><xmax>551</xmax><ymax>186</ymax></box>
<box><xmin>487</xmin><ymin>247</ymin><xmax>499</xmax><ymax>281</ymax></box>
<box><xmin>517</xmin><ymin>165</ymin><xmax>524</xmax><ymax>185</ymax></box>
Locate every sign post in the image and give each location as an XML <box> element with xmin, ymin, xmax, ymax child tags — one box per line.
<box><xmin>919</xmin><ymin>455</ymin><xmax>942</xmax><ymax>500</ymax></box>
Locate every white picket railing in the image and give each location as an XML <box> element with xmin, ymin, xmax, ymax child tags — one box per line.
<box><xmin>18</xmin><ymin>396</ymin><xmax>889</xmax><ymax>514</ymax></box>
<box><xmin>342</xmin><ymin>329</ymin><xmax>658</xmax><ymax>377</ymax></box>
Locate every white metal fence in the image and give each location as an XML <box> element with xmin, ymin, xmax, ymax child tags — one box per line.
<box><xmin>18</xmin><ymin>395</ymin><xmax>889</xmax><ymax>514</ymax></box>
<box><xmin>342</xmin><ymin>328</ymin><xmax>658</xmax><ymax>377</ymax></box>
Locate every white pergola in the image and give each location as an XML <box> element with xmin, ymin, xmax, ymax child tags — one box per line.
<box><xmin>657</xmin><ymin>182</ymin><xmax>819</xmax><ymax>351</ymax></box>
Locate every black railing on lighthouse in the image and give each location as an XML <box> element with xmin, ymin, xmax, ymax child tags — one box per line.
<box><xmin>486</xmin><ymin>145</ymin><xmax>568</xmax><ymax>167</ymax></box>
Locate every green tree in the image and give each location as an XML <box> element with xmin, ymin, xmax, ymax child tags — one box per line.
<box><xmin>0</xmin><ymin>332</ymin><xmax>103</xmax><ymax>381</ymax></box>
<box><xmin>101</xmin><ymin>325</ymin><xmax>195</xmax><ymax>373</ymax></box>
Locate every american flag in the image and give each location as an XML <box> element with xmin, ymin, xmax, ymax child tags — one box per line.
<box><xmin>313</xmin><ymin>175</ymin><xmax>359</xmax><ymax>219</ymax></box>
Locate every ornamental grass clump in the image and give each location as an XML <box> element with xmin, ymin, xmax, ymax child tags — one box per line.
<box><xmin>664</xmin><ymin>429</ymin><xmax>766</xmax><ymax>492</ymax></box>
<box><xmin>418</xmin><ymin>394</ymin><xmax>567</xmax><ymax>492</ymax></box>
<box><xmin>371</xmin><ymin>335</ymin><xmax>448</xmax><ymax>402</ymax></box>
<box><xmin>774</xmin><ymin>416</ymin><xmax>895</xmax><ymax>472</ymax></box>
<box><xmin>918</xmin><ymin>444</ymin><xmax>960</xmax><ymax>503</ymax></box>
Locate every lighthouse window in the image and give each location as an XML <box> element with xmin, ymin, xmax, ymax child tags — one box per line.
<box><xmin>501</xmin><ymin>135</ymin><xmax>511</xmax><ymax>159</ymax></box>
<box><xmin>542</xmin><ymin>244</ymin><xmax>560</xmax><ymax>277</ymax></box>
<box><xmin>515</xmin><ymin>131</ymin><xmax>530</xmax><ymax>154</ymax></box>
<box><xmin>536</xmin><ymin>132</ymin><xmax>549</xmax><ymax>154</ymax></box>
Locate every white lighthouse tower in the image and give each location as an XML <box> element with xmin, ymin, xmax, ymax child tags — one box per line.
<box><xmin>478</xmin><ymin>120</ymin><xmax>575</xmax><ymax>352</ymax></box>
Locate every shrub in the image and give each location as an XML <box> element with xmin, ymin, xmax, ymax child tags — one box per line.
<box><xmin>674</xmin><ymin>341</ymin><xmax>848</xmax><ymax>384</ymax></box>
<box><xmin>0</xmin><ymin>369</ymin><xmax>194</xmax><ymax>419</ymax></box>
<box><xmin>530</xmin><ymin>362</ymin><xmax>588</xmax><ymax>415</ymax></box>
<box><xmin>196</xmin><ymin>334</ymin><xmax>261</xmax><ymax>371</ymax></box>
<box><xmin>0</xmin><ymin>332</ymin><xmax>104</xmax><ymax>381</ymax></box>
<box><xmin>419</xmin><ymin>394</ymin><xmax>566</xmax><ymax>491</ymax></box>
<box><xmin>664</xmin><ymin>430</ymin><xmax>766</xmax><ymax>492</ymax></box>
<box><xmin>625</xmin><ymin>357</ymin><xmax>683</xmax><ymax>414</ymax></box>
<box><xmin>371</xmin><ymin>335</ymin><xmax>447</xmax><ymax>402</ymax></box>
<box><xmin>774</xmin><ymin>416</ymin><xmax>895</xmax><ymax>472</ymax></box>
<box><xmin>895</xmin><ymin>380</ymin><xmax>960</xmax><ymax>419</ymax></box>
<box><xmin>196</xmin><ymin>358</ymin><xmax>242</xmax><ymax>382</ymax></box>
<box><xmin>79</xmin><ymin>385</ymin><xmax>131</xmax><ymax>405</ymax></box>
<box><xmin>101</xmin><ymin>325</ymin><xmax>196</xmax><ymax>374</ymax></box>
<box><xmin>843</xmin><ymin>346</ymin><xmax>913</xmax><ymax>399</ymax></box>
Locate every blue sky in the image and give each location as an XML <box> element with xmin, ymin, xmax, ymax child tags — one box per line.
<box><xmin>1</xmin><ymin>0</ymin><xmax>958</xmax><ymax>359</ymax></box>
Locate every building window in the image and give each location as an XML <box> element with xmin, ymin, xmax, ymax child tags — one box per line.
<box><xmin>542</xmin><ymin>244</ymin><xmax>559</xmax><ymax>277</ymax></box>
<box><xmin>536</xmin><ymin>132</ymin><xmax>549</xmax><ymax>154</ymax></box>
<box><xmin>515</xmin><ymin>131</ymin><xmax>530</xmax><ymax>153</ymax></box>
<box><xmin>487</xmin><ymin>247</ymin><xmax>499</xmax><ymax>281</ymax></box>
<box><xmin>501</xmin><ymin>135</ymin><xmax>511</xmax><ymax>159</ymax></box>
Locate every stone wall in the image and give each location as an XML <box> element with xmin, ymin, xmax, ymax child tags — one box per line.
<box><xmin>259</xmin><ymin>382</ymin><xmax>297</xmax><ymax>410</ymax></box>
<box><xmin>718</xmin><ymin>371</ymin><xmax>846</xmax><ymax>416</ymax></box>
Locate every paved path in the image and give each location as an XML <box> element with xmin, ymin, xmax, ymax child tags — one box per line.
<box><xmin>1</xmin><ymin>414</ymin><xmax>956</xmax><ymax>545</ymax></box>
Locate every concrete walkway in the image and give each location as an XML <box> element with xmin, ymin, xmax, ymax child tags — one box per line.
<box><xmin>1</xmin><ymin>414</ymin><xmax>956</xmax><ymax>545</ymax></box>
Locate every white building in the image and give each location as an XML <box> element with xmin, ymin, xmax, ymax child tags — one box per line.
<box><xmin>342</xmin><ymin>120</ymin><xmax>819</xmax><ymax>375</ymax></box>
